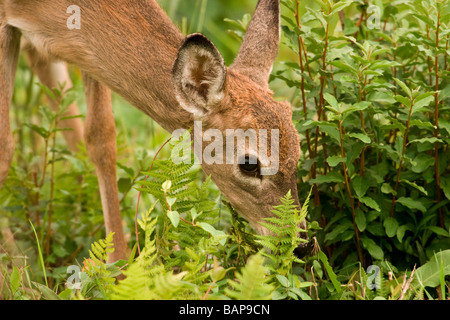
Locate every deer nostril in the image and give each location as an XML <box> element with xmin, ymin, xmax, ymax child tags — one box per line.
<box><xmin>294</xmin><ymin>243</ymin><xmax>310</xmax><ymax>258</ymax></box>
<box><xmin>293</xmin><ymin>237</ymin><xmax>319</xmax><ymax>258</ymax></box>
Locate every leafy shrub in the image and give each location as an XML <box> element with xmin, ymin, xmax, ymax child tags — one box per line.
<box><xmin>275</xmin><ymin>0</ymin><xmax>449</xmax><ymax>273</ymax></box>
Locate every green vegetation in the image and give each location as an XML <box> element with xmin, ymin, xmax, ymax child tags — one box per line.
<box><xmin>1</xmin><ymin>0</ymin><xmax>449</xmax><ymax>300</ymax></box>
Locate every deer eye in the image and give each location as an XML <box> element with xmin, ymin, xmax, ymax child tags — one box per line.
<box><xmin>239</xmin><ymin>156</ymin><xmax>260</xmax><ymax>177</ymax></box>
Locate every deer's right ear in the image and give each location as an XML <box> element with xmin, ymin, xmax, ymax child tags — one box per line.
<box><xmin>171</xmin><ymin>33</ymin><xmax>226</xmax><ymax>117</ymax></box>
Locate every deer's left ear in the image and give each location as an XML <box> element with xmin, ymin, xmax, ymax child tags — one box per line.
<box><xmin>172</xmin><ymin>33</ymin><xmax>226</xmax><ymax>117</ymax></box>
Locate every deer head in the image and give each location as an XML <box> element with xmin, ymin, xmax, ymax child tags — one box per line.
<box><xmin>171</xmin><ymin>0</ymin><xmax>308</xmax><ymax>253</ymax></box>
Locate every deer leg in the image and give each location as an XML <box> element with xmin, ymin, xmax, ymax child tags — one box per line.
<box><xmin>0</xmin><ymin>25</ymin><xmax>20</xmax><ymax>188</ymax></box>
<box><xmin>26</xmin><ymin>47</ymin><xmax>84</xmax><ymax>152</ymax></box>
<box><xmin>0</xmin><ymin>26</ymin><xmax>21</xmax><ymax>287</ymax></box>
<box><xmin>82</xmin><ymin>72</ymin><xmax>127</xmax><ymax>262</ymax></box>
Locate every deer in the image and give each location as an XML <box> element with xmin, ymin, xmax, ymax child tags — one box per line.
<box><xmin>0</xmin><ymin>0</ymin><xmax>310</xmax><ymax>263</ymax></box>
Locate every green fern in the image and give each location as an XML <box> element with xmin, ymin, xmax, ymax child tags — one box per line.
<box><xmin>256</xmin><ymin>189</ymin><xmax>311</xmax><ymax>275</ymax></box>
<box><xmin>81</xmin><ymin>232</ymin><xmax>118</xmax><ymax>299</ymax></box>
<box><xmin>375</xmin><ymin>267</ymin><xmax>387</xmax><ymax>299</ymax></box>
<box><xmin>111</xmin><ymin>208</ymin><xmax>198</xmax><ymax>299</ymax></box>
<box><xmin>225</xmin><ymin>252</ymin><xmax>275</xmax><ymax>300</ymax></box>
<box><xmin>109</xmin><ymin>262</ymin><xmax>152</xmax><ymax>300</ymax></box>
<box><xmin>84</xmin><ymin>232</ymin><xmax>115</xmax><ymax>277</ymax></box>
<box><xmin>111</xmin><ymin>210</ymin><xmax>165</xmax><ymax>299</ymax></box>
<box><xmin>136</xmin><ymin>133</ymin><xmax>224</xmax><ymax>271</ymax></box>
<box><xmin>135</xmin><ymin>132</ymin><xmax>197</xmax><ymax>213</ymax></box>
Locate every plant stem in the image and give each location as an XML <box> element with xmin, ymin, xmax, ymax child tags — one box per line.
<box><xmin>202</xmin><ymin>280</ymin><xmax>216</xmax><ymax>300</ymax></box>
<box><xmin>391</xmin><ymin>96</ymin><xmax>414</xmax><ymax>217</ymax></box>
<box><xmin>311</xmin><ymin>13</ymin><xmax>331</xmax><ymax>207</ymax></box>
<box><xmin>295</xmin><ymin>1</ymin><xmax>312</xmax><ymax>158</ymax></box>
<box><xmin>338</xmin><ymin>119</ymin><xmax>363</xmax><ymax>264</ymax></box>
<box><xmin>295</xmin><ymin>1</ymin><xmax>323</xmax><ymax>206</ymax></box>
<box><xmin>44</xmin><ymin>121</ymin><xmax>57</xmax><ymax>257</ymax></box>
<box><xmin>433</xmin><ymin>11</ymin><xmax>443</xmax><ymax>227</ymax></box>
<box><xmin>358</xmin><ymin>70</ymin><xmax>367</xmax><ymax>177</ymax></box>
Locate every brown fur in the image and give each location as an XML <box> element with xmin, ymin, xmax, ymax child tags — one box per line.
<box><xmin>0</xmin><ymin>0</ymin><xmax>305</xmax><ymax>261</ymax></box>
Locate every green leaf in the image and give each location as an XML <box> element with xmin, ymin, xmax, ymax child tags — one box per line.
<box><xmin>394</xmin><ymin>95</ymin><xmax>411</xmax><ymax>107</ymax></box>
<box><xmin>409</xmin><ymin>137</ymin><xmax>443</xmax><ymax>145</ymax></box>
<box><xmin>359</xmin><ymin>197</ymin><xmax>380</xmax><ymax>212</ymax></box>
<box><xmin>166</xmin><ymin>197</ymin><xmax>177</xmax><ymax>208</ymax></box>
<box><xmin>24</xmin><ymin>123</ymin><xmax>50</xmax><ymax>139</ymax></box>
<box><xmin>347</xmin><ymin>132</ymin><xmax>371</xmax><ymax>144</ymax></box>
<box><xmin>342</xmin><ymin>101</ymin><xmax>371</xmax><ymax>115</ymax></box>
<box><xmin>198</xmin><ymin>222</ymin><xmax>227</xmax><ymax>245</ymax></box>
<box><xmin>330</xmin><ymin>60</ymin><xmax>358</xmax><ymax>75</ymax></box>
<box><xmin>117</xmin><ymin>178</ymin><xmax>132</xmax><ymax>193</ymax></box>
<box><xmin>361</xmin><ymin>237</ymin><xmax>384</xmax><ymax>260</ymax></box>
<box><xmin>396</xmin><ymin>225</ymin><xmax>411</xmax><ymax>243</ymax></box>
<box><xmin>411</xmin><ymin>153</ymin><xmax>434</xmax><ymax>173</ymax></box>
<box><xmin>414</xmin><ymin>91</ymin><xmax>436</xmax><ymax>103</ymax></box>
<box><xmin>396</xmin><ymin>197</ymin><xmax>427</xmax><ymax>213</ymax></box>
<box><xmin>33</xmin><ymin>282</ymin><xmax>62</xmax><ymax>300</ymax></box>
<box><xmin>302</xmin><ymin>120</ymin><xmax>338</xmax><ymax>128</ymax></box>
<box><xmin>370</xmin><ymin>60</ymin><xmax>401</xmax><ymax>69</ymax></box>
<box><xmin>355</xmin><ymin>209</ymin><xmax>366</xmax><ymax>232</ymax></box>
<box><xmin>318</xmin><ymin>251</ymin><xmax>342</xmax><ymax>294</ymax></box>
<box><xmin>393</xmin><ymin>78</ymin><xmax>412</xmax><ymax>98</ymax></box>
<box><xmin>117</xmin><ymin>162</ymin><xmax>135</xmax><ymax>179</ymax></box>
<box><xmin>167</xmin><ymin>210</ymin><xmax>180</xmax><ymax>228</ymax></box>
<box><xmin>323</xmin><ymin>93</ymin><xmax>339</xmax><ymax>112</ymax></box>
<box><xmin>326</xmin><ymin>155</ymin><xmax>346</xmax><ymax>167</ymax></box>
<box><xmin>306</xmin><ymin>7</ymin><xmax>327</xmax><ymax>28</ymax></box>
<box><xmin>10</xmin><ymin>265</ymin><xmax>20</xmax><ymax>294</ymax></box>
<box><xmin>439</xmin><ymin>119</ymin><xmax>450</xmax><ymax>135</ymax></box>
<box><xmin>413</xmin><ymin>14</ymin><xmax>435</xmax><ymax>27</ymax></box>
<box><xmin>412</xmin><ymin>96</ymin><xmax>434</xmax><ymax>114</ymax></box>
<box><xmin>438</xmin><ymin>84</ymin><xmax>450</xmax><ymax>102</ymax></box>
<box><xmin>325</xmin><ymin>223</ymin><xmax>351</xmax><ymax>242</ymax></box>
<box><xmin>381</xmin><ymin>183</ymin><xmax>396</xmax><ymax>195</ymax></box>
<box><xmin>35</xmin><ymin>82</ymin><xmax>57</xmax><ymax>101</ymax></box>
<box><xmin>367</xmin><ymin>91</ymin><xmax>396</xmax><ymax>104</ymax></box>
<box><xmin>320</xmin><ymin>126</ymin><xmax>341</xmax><ymax>143</ymax></box>
<box><xmin>399</xmin><ymin>179</ymin><xmax>428</xmax><ymax>196</ymax></box>
<box><xmin>441</xmin><ymin>176</ymin><xmax>450</xmax><ymax>200</ymax></box>
<box><xmin>383</xmin><ymin>217</ymin><xmax>399</xmax><ymax>238</ymax></box>
<box><xmin>329</xmin><ymin>1</ymin><xmax>352</xmax><ymax>15</ymax></box>
<box><xmin>161</xmin><ymin>180</ymin><xmax>172</xmax><ymax>193</ymax></box>
<box><xmin>309</xmin><ymin>171</ymin><xmax>345</xmax><ymax>184</ymax></box>
<box><xmin>415</xmin><ymin>250</ymin><xmax>450</xmax><ymax>288</ymax></box>
<box><xmin>427</xmin><ymin>226</ymin><xmax>450</xmax><ymax>238</ymax></box>
<box><xmin>211</xmin><ymin>266</ymin><xmax>227</xmax><ymax>283</ymax></box>
<box><xmin>276</xmin><ymin>275</ymin><xmax>290</xmax><ymax>287</ymax></box>
<box><xmin>409</xmin><ymin>119</ymin><xmax>436</xmax><ymax>130</ymax></box>
<box><xmin>352</xmin><ymin>175</ymin><xmax>370</xmax><ymax>198</ymax></box>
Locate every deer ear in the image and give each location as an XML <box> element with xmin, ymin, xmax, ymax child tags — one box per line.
<box><xmin>230</xmin><ymin>0</ymin><xmax>280</xmax><ymax>90</ymax></box>
<box><xmin>172</xmin><ymin>33</ymin><xmax>226</xmax><ymax>117</ymax></box>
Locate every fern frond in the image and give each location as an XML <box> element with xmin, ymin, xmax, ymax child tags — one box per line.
<box><xmin>256</xmin><ymin>189</ymin><xmax>312</xmax><ymax>275</ymax></box>
<box><xmin>88</xmin><ymin>232</ymin><xmax>115</xmax><ymax>267</ymax></box>
<box><xmin>110</xmin><ymin>263</ymin><xmax>152</xmax><ymax>300</ymax></box>
<box><xmin>225</xmin><ymin>252</ymin><xmax>274</xmax><ymax>300</ymax></box>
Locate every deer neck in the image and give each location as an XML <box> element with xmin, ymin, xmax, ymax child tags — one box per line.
<box><xmin>79</xmin><ymin>2</ymin><xmax>193</xmax><ymax>133</ymax></box>
<box><xmin>10</xmin><ymin>0</ymin><xmax>193</xmax><ymax>133</ymax></box>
